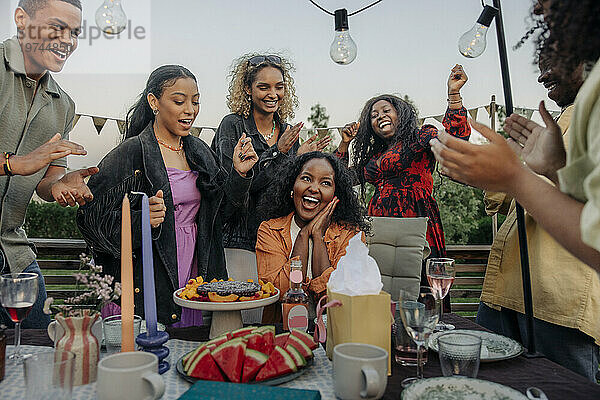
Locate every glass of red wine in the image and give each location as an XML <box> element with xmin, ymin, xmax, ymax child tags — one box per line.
<box><xmin>426</xmin><ymin>258</ymin><xmax>456</xmax><ymax>331</ymax></box>
<box><xmin>0</xmin><ymin>272</ymin><xmax>39</xmax><ymax>364</ymax></box>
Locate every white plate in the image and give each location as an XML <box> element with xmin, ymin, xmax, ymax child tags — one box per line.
<box><xmin>173</xmin><ymin>288</ymin><xmax>279</xmax><ymax>311</ymax></box>
<box><xmin>401</xmin><ymin>376</ymin><xmax>527</xmax><ymax>399</ymax></box>
<box><xmin>428</xmin><ymin>329</ymin><xmax>524</xmax><ymax>362</ymax></box>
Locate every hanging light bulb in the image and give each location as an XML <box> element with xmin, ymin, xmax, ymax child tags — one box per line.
<box><xmin>329</xmin><ymin>9</ymin><xmax>357</xmax><ymax>65</ymax></box>
<box><xmin>95</xmin><ymin>0</ymin><xmax>127</xmax><ymax>35</ymax></box>
<box><xmin>458</xmin><ymin>5</ymin><xmax>498</xmax><ymax>58</ymax></box>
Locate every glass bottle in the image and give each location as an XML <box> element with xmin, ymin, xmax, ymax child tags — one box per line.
<box><xmin>281</xmin><ymin>259</ymin><xmax>309</xmax><ymax>331</ymax></box>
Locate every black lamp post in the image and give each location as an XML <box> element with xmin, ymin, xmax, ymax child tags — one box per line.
<box><xmin>459</xmin><ymin>0</ymin><xmax>541</xmax><ymax>358</ymax></box>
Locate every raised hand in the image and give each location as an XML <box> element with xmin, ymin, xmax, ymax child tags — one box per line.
<box><xmin>505</xmin><ymin>101</ymin><xmax>566</xmax><ymax>184</ymax></box>
<box><xmin>277</xmin><ymin>122</ymin><xmax>303</xmax><ymax>153</ymax></box>
<box><xmin>10</xmin><ymin>133</ymin><xmax>87</xmax><ymax>176</ymax></box>
<box><xmin>232</xmin><ymin>133</ymin><xmax>258</xmax><ymax>176</ymax></box>
<box><xmin>340</xmin><ymin>122</ymin><xmax>359</xmax><ymax>144</ymax></box>
<box><xmin>148</xmin><ymin>190</ymin><xmax>166</xmax><ymax>228</ymax></box>
<box><xmin>298</xmin><ymin>132</ymin><xmax>333</xmax><ymax>155</ymax></box>
<box><xmin>447</xmin><ymin>64</ymin><xmax>468</xmax><ymax>93</ymax></box>
<box><xmin>51</xmin><ymin>167</ymin><xmax>99</xmax><ymax>207</ymax></box>
<box><xmin>306</xmin><ymin>197</ymin><xmax>339</xmax><ymax>239</ymax></box>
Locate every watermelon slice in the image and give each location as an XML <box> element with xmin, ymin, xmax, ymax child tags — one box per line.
<box><xmin>274</xmin><ymin>333</ymin><xmax>289</xmax><ymax>348</ymax></box>
<box><xmin>286</xmin><ymin>335</ymin><xmax>313</xmax><ymax>359</ymax></box>
<box><xmin>290</xmin><ymin>329</ymin><xmax>318</xmax><ymax>350</ymax></box>
<box><xmin>188</xmin><ymin>349</ymin><xmax>225</xmax><ymax>381</ymax></box>
<box><xmin>255</xmin><ymin>327</ymin><xmax>275</xmax><ymax>355</ymax></box>
<box><xmin>183</xmin><ymin>344</ymin><xmax>207</xmax><ymax>372</ymax></box>
<box><xmin>211</xmin><ymin>338</ymin><xmax>246</xmax><ymax>383</ymax></box>
<box><xmin>231</xmin><ymin>327</ymin><xmax>255</xmax><ymax>338</ymax></box>
<box><xmin>284</xmin><ymin>345</ymin><xmax>306</xmax><ymax>368</ymax></box>
<box><xmin>206</xmin><ymin>335</ymin><xmax>228</xmax><ymax>348</ymax></box>
<box><xmin>255</xmin><ymin>346</ymin><xmax>297</xmax><ymax>381</ymax></box>
<box><xmin>241</xmin><ymin>349</ymin><xmax>268</xmax><ymax>383</ymax></box>
<box><xmin>245</xmin><ymin>333</ymin><xmax>269</xmax><ymax>354</ymax></box>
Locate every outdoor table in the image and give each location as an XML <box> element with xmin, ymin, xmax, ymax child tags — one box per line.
<box><xmin>3</xmin><ymin>313</ymin><xmax>600</xmax><ymax>399</ymax></box>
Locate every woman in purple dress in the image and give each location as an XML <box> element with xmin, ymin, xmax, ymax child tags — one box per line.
<box><xmin>78</xmin><ymin>65</ymin><xmax>258</xmax><ymax>327</ymax></box>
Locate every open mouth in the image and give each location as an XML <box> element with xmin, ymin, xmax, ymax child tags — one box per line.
<box><xmin>301</xmin><ymin>195</ymin><xmax>320</xmax><ymax>210</ymax></box>
<box><xmin>178</xmin><ymin>119</ymin><xmax>193</xmax><ymax>129</ymax></box>
<box><xmin>50</xmin><ymin>48</ymin><xmax>68</xmax><ymax>61</ymax></box>
<box><xmin>378</xmin><ymin>121</ymin><xmax>392</xmax><ymax>130</ymax></box>
<box><xmin>544</xmin><ymin>81</ymin><xmax>558</xmax><ymax>92</ymax></box>
<box><xmin>263</xmin><ymin>99</ymin><xmax>278</xmax><ymax>109</ymax></box>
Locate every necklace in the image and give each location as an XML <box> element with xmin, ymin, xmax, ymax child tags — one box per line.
<box><xmin>156</xmin><ymin>136</ymin><xmax>183</xmax><ymax>152</ymax></box>
<box><xmin>262</xmin><ymin>120</ymin><xmax>276</xmax><ymax>141</ymax></box>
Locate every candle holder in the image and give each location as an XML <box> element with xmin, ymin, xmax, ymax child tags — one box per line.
<box><xmin>136</xmin><ymin>331</ymin><xmax>170</xmax><ymax>374</ymax></box>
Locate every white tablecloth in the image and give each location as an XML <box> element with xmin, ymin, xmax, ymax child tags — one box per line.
<box><xmin>1</xmin><ymin>341</ymin><xmax>335</xmax><ymax>399</ymax></box>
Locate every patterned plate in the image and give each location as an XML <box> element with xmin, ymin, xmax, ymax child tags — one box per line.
<box><xmin>176</xmin><ymin>354</ymin><xmax>313</xmax><ymax>386</ymax></box>
<box><xmin>401</xmin><ymin>376</ymin><xmax>528</xmax><ymax>400</ymax></box>
<box><xmin>428</xmin><ymin>329</ymin><xmax>524</xmax><ymax>362</ymax></box>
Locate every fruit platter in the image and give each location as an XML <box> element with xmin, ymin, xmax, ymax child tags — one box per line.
<box><xmin>177</xmin><ymin>326</ymin><xmax>318</xmax><ymax>385</ymax></box>
<box><xmin>173</xmin><ymin>279</ymin><xmax>280</xmax><ymax>338</ymax></box>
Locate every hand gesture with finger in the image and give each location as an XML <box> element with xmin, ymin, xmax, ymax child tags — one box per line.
<box><xmin>298</xmin><ymin>132</ymin><xmax>333</xmax><ymax>155</ymax></box>
<box><xmin>504</xmin><ymin>101</ymin><xmax>565</xmax><ymax>182</ymax></box>
<box><xmin>277</xmin><ymin>122</ymin><xmax>303</xmax><ymax>153</ymax></box>
<box><xmin>10</xmin><ymin>133</ymin><xmax>88</xmax><ymax>176</ymax></box>
<box><xmin>51</xmin><ymin>167</ymin><xmax>99</xmax><ymax>207</ymax></box>
<box><xmin>232</xmin><ymin>133</ymin><xmax>258</xmax><ymax>176</ymax></box>
<box><xmin>148</xmin><ymin>190</ymin><xmax>166</xmax><ymax>228</ymax></box>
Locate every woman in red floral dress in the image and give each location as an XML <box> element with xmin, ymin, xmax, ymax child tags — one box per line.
<box><xmin>335</xmin><ymin>65</ymin><xmax>470</xmax><ymax>306</ymax></box>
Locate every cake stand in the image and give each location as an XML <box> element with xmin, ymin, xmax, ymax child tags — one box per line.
<box><xmin>173</xmin><ymin>288</ymin><xmax>280</xmax><ymax>339</ymax></box>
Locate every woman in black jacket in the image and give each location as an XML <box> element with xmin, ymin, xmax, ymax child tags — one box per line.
<box><xmin>211</xmin><ymin>53</ymin><xmax>331</xmax><ymax>251</ymax></box>
<box><xmin>77</xmin><ymin>65</ymin><xmax>257</xmax><ymax>326</ymax></box>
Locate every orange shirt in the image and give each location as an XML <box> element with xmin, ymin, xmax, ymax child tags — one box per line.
<box><xmin>256</xmin><ymin>212</ymin><xmax>364</xmax><ymax>323</ymax></box>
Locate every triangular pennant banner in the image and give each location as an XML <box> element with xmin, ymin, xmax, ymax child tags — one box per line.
<box><xmin>468</xmin><ymin>108</ymin><xmax>478</xmax><ymax>120</ymax></box>
<box><xmin>433</xmin><ymin>115</ymin><xmax>444</xmax><ymax>123</ymax></box>
<box><xmin>73</xmin><ymin>114</ymin><xmax>81</xmax><ymax>128</ymax></box>
<box><xmin>92</xmin><ymin>116</ymin><xmax>108</xmax><ymax>134</ymax></box>
<box><xmin>417</xmin><ymin>118</ymin><xmax>425</xmax><ymax>126</ymax></box>
<box><xmin>484</xmin><ymin>105</ymin><xmax>491</xmax><ymax>116</ymax></box>
<box><xmin>116</xmin><ymin>120</ymin><xmax>126</xmax><ymax>135</ymax></box>
<box><xmin>190</xmin><ymin>127</ymin><xmax>201</xmax><ymax>137</ymax></box>
<box><xmin>523</xmin><ymin>109</ymin><xmax>534</xmax><ymax>119</ymax></box>
<box><xmin>550</xmin><ymin>110</ymin><xmax>561</xmax><ymax>119</ymax></box>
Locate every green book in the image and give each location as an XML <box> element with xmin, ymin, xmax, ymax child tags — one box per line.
<box><xmin>178</xmin><ymin>381</ymin><xmax>321</xmax><ymax>400</ymax></box>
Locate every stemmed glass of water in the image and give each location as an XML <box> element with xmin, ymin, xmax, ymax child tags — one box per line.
<box><xmin>398</xmin><ymin>286</ymin><xmax>439</xmax><ymax>387</ymax></box>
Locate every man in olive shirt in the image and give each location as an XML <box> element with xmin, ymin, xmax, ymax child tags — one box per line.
<box><xmin>0</xmin><ymin>0</ymin><xmax>98</xmax><ymax>328</ymax></box>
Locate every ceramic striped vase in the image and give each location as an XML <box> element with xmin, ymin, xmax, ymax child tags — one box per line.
<box><xmin>56</xmin><ymin>311</ymin><xmax>100</xmax><ymax>386</ymax></box>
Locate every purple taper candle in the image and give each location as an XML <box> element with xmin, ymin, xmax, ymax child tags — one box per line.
<box><xmin>134</xmin><ymin>192</ymin><xmax>158</xmax><ymax>336</ymax></box>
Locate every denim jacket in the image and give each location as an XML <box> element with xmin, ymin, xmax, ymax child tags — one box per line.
<box><xmin>77</xmin><ymin>124</ymin><xmax>252</xmax><ymax>324</ymax></box>
<box><xmin>211</xmin><ymin>112</ymin><xmax>298</xmax><ymax>251</ymax></box>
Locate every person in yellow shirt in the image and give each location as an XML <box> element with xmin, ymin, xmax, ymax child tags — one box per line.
<box><xmin>476</xmin><ymin>48</ymin><xmax>599</xmax><ymax>381</ymax></box>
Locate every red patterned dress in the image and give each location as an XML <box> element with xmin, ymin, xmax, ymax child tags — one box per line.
<box><xmin>364</xmin><ymin>107</ymin><xmax>470</xmax><ymax>258</ymax></box>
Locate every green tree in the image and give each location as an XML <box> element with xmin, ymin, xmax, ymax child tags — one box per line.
<box><xmin>307</xmin><ymin>103</ymin><xmax>329</xmax><ymax>129</ymax></box>
<box><xmin>24</xmin><ymin>201</ymin><xmax>82</xmax><ymax>239</ymax></box>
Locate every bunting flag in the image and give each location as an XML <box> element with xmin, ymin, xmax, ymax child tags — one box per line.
<box><xmin>190</xmin><ymin>127</ymin><xmax>201</xmax><ymax>137</ymax></box>
<box><xmin>91</xmin><ymin>116</ymin><xmax>108</xmax><ymax>134</ymax></box>
<box><xmin>550</xmin><ymin>110</ymin><xmax>561</xmax><ymax>119</ymax></box>
<box><xmin>73</xmin><ymin>114</ymin><xmax>81</xmax><ymax>128</ymax></box>
<box><xmin>116</xmin><ymin>120</ymin><xmax>126</xmax><ymax>135</ymax></box>
<box><xmin>417</xmin><ymin>118</ymin><xmax>425</xmax><ymax>126</ymax></box>
<box><xmin>468</xmin><ymin>108</ymin><xmax>478</xmax><ymax>120</ymax></box>
<box><xmin>432</xmin><ymin>115</ymin><xmax>444</xmax><ymax>123</ymax></box>
<box><xmin>523</xmin><ymin>109</ymin><xmax>534</xmax><ymax>119</ymax></box>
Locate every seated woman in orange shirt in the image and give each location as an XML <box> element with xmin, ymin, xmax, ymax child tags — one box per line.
<box><xmin>256</xmin><ymin>152</ymin><xmax>370</xmax><ymax>323</ymax></box>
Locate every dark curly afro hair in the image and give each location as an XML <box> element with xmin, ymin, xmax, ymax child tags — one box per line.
<box><xmin>258</xmin><ymin>151</ymin><xmax>370</xmax><ymax>235</ymax></box>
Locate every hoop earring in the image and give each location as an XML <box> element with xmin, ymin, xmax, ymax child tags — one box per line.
<box><xmin>290</xmin><ymin>191</ymin><xmax>294</xmax><ymax>198</ymax></box>
<box><xmin>153</xmin><ymin>109</ymin><xmax>159</xmax><ymax>116</ymax></box>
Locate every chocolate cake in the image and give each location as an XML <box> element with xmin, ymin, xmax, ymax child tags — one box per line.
<box><xmin>196</xmin><ymin>281</ymin><xmax>261</xmax><ymax>297</ymax></box>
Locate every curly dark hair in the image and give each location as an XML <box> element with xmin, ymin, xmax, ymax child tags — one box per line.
<box><xmin>532</xmin><ymin>0</ymin><xmax>600</xmax><ymax>81</ymax></box>
<box><xmin>258</xmin><ymin>152</ymin><xmax>370</xmax><ymax>235</ymax></box>
<box><xmin>350</xmin><ymin>94</ymin><xmax>419</xmax><ymax>199</ymax></box>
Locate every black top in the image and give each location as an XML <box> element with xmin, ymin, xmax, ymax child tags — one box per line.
<box><xmin>211</xmin><ymin>112</ymin><xmax>299</xmax><ymax>251</ymax></box>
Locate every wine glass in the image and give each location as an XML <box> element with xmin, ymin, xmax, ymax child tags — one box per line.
<box><xmin>426</xmin><ymin>258</ymin><xmax>456</xmax><ymax>331</ymax></box>
<box><xmin>398</xmin><ymin>286</ymin><xmax>439</xmax><ymax>387</ymax></box>
<box><xmin>0</xmin><ymin>272</ymin><xmax>39</xmax><ymax>364</ymax></box>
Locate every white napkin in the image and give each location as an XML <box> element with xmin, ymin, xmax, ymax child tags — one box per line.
<box><xmin>327</xmin><ymin>232</ymin><xmax>383</xmax><ymax>295</ymax></box>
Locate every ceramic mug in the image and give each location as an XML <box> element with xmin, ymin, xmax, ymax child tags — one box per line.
<box><xmin>96</xmin><ymin>351</ymin><xmax>165</xmax><ymax>400</ymax></box>
<box><xmin>47</xmin><ymin>318</ymin><xmax>102</xmax><ymax>345</ymax></box>
<box><xmin>333</xmin><ymin>343</ymin><xmax>388</xmax><ymax>400</ymax></box>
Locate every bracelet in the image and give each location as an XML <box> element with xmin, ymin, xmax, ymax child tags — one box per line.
<box><xmin>447</xmin><ymin>99</ymin><xmax>463</xmax><ymax>103</ymax></box>
<box><xmin>448</xmin><ymin>92</ymin><xmax>461</xmax><ymax>96</ymax></box>
<box><xmin>3</xmin><ymin>152</ymin><xmax>14</xmax><ymax>176</ymax></box>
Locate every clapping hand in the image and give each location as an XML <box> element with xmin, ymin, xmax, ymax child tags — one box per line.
<box><xmin>504</xmin><ymin>101</ymin><xmax>566</xmax><ymax>184</ymax></box>
<box><xmin>297</xmin><ymin>131</ymin><xmax>333</xmax><ymax>155</ymax></box>
<box><xmin>11</xmin><ymin>133</ymin><xmax>87</xmax><ymax>176</ymax></box>
<box><xmin>232</xmin><ymin>133</ymin><xmax>258</xmax><ymax>176</ymax></box>
<box><xmin>277</xmin><ymin>122</ymin><xmax>303</xmax><ymax>153</ymax></box>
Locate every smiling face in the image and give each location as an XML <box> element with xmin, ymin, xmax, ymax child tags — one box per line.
<box><xmin>15</xmin><ymin>0</ymin><xmax>82</xmax><ymax>78</ymax></box>
<box><xmin>149</xmin><ymin>77</ymin><xmax>200</xmax><ymax>137</ymax></box>
<box><xmin>370</xmin><ymin>100</ymin><xmax>399</xmax><ymax>141</ymax></box>
<box><xmin>247</xmin><ymin>66</ymin><xmax>285</xmax><ymax>116</ymax></box>
<box><xmin>538</xmin><ymin>54</ymin><xmax>583</xmax><ymax>108</ymax></box>
<box><xmin>292</xmin><ymin>158</ymin><xmax>336</xmax><ymax>226</ymax></box>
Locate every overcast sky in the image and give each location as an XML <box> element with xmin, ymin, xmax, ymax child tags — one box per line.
<box><xmin>1</xmin><ymin>0</ymin><xmax>550</xmax><ymax>169</ymax></box>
